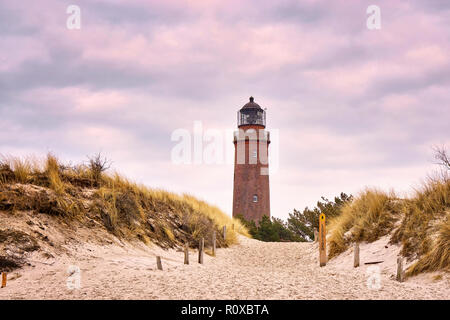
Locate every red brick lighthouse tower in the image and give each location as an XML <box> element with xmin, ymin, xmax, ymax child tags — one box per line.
<box><xmin>232</xmin><ymin>97</ymin><xmax>270</xmax><ymax>223</ymax></box>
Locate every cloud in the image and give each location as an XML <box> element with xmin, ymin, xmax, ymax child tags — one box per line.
<box><xmin>0</xmin><ymin>0</ymin><xmax>449</xmax><ymax>219</ymax></box>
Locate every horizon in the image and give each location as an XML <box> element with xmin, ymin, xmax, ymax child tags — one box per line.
<box><xmin>1</xmin><ymin>0</ymin><xmax>449</xmax><ymax>220</ymax></box>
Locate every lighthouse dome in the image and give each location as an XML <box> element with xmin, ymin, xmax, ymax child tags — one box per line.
<box><xmin>241</xmin><ymin>96</ymin><xmax>262</xmax><ymax>110</ymax></box>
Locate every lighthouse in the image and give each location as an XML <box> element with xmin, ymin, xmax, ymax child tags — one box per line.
<box><xmin>232</xmin><ymin>97</ymin><xmax>270</xmax><ymax>223</ymax></box>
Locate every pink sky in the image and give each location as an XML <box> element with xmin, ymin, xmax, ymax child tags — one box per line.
<box><xmin>1</xmin><ymin>0</ymin><xmax>449</xmax><ymax>219</ymax></box>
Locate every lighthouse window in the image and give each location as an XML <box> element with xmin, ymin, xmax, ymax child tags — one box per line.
<box><xmin>253</xmin><ymin>194</ymin><xmax>258</xmax><ymax>203</ymax></box>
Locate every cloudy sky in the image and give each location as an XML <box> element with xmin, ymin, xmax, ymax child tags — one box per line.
<box><xmin>1</xmin><ymin>0</ymin><xmax>449</xmax><ymax>219</ymax></box>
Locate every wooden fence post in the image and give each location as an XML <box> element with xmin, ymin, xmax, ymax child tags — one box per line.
<box><xmin>212</xmin><ymin>231</ymin><xmax>216</xmax><ymax>256</ymax></box>
<box><xmin>396</xmin><ymin>257</ymin><xmax>404</xmax><ymax>282</ymax></box>
<box><xmin>354</xmin><ymin>242</ymin><xmax>360</xmax><ymax>268</ymax></box>
<box><xmin>1</xmin><ymin>273</ymin><xmax>6</xmax><ymax>288</ymax></box>
<box><xmin>198</xmin><ymin>238</ymin><xmax>204</xmax><ymax>264</ymax></box>
<box><xmin>314</xmin><ymin>228</ymin><xmax>318</xmax><ymax>242</ymax></box>
<box><xmin>184</xmin><ymin>243</ymin><xmax>189</xmax><ymax>265</ymax></box>
<box><xmin>156</xmin><ymin>256</ymin><xmax>163</xmax><ymax>270</ymax></box>
<box><xmin>319</xmin><ymin>213</ymin><xmax>327</xmax><ymax>267</ymax></box>
<box><xmin>222</xmin><ymin>226</ymin><xmax>227</xmax><ymax>241</ymax></box>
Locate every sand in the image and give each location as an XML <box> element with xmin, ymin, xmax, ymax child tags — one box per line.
<box><xmin>0</xmin><ymin>232</ymin><xmax>448</xmax><ymax>300</ymax></box>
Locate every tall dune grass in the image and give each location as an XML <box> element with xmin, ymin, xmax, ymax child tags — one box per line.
<box><xmin>328</xmin><ymin>175</ymin><xmax>449</xmax><ymax>275</ymax></box>
<box><xmin>0</xmin><ymin>154</ymin><xmax>248</xmax><ymax>248</ymax></box>
<box><xmin>391</xmin><ymin>175</ymin><xmax>450</xmax><ymax>274</ymax></box>
<box><xmin>0</xmin><ymin>155</ymin><xmax>40</xmax><ymax>184</ymax></box>
<box><xmin>328</xmin><ymin>189</ymin><xmax>401</xmax><ymax>258</ymax></box>
<box><xmin>407</xmin><ymin>218</ymin><xmax>450</xmax><ymax>275</ymax></box>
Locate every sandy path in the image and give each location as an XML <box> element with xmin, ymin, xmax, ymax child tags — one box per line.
<box><xmin>0</xmin><ymin>236</ymin><xmax>448</xmax><ymax>300</ymax></box>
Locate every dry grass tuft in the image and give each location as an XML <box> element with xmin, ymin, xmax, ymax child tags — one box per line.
<box><xmin>407</xmin><ymin>218</ymin><xmax>450</xmax><ymax>275</ymax></box>
<box><xmin>390</xmin><ymin>175</ymin><xmax>450</xmax><ymax>275</ymax></box>
<box><xmin>391</xmin><ymin>176</ymin><xmax>449</xmax><ymax>259</ymax></box>
<box><xmin>0</xmin><ymin>155</ymin><xmax>38</xmax><ymax>184</ymax></box>
<box><xmin>45</xmin><ymin>154</ymin><xmax>65</xmax><ymax>194</ymax></box>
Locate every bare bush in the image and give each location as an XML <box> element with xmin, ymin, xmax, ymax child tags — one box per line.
<box><xmin>433</xmin><ymin>145</ymin><xmax>450</xmax><ymax>171</ymax></box>
<box><xmin>88</xmin><ymin>153</ymin><xmax>111</xmax><ymax>185</ymax></box>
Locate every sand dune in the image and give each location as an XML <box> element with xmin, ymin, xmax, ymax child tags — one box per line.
<box><xmin>0</xmin><ymin>234</ymin><xmax>448</xmax><ymax>300</ymax></box>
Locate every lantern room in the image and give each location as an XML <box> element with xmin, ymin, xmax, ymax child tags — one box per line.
<box><xmin>237</xmin><ymin>96</ymin><xmax>266</xmax><ymax>128</ymax></box>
